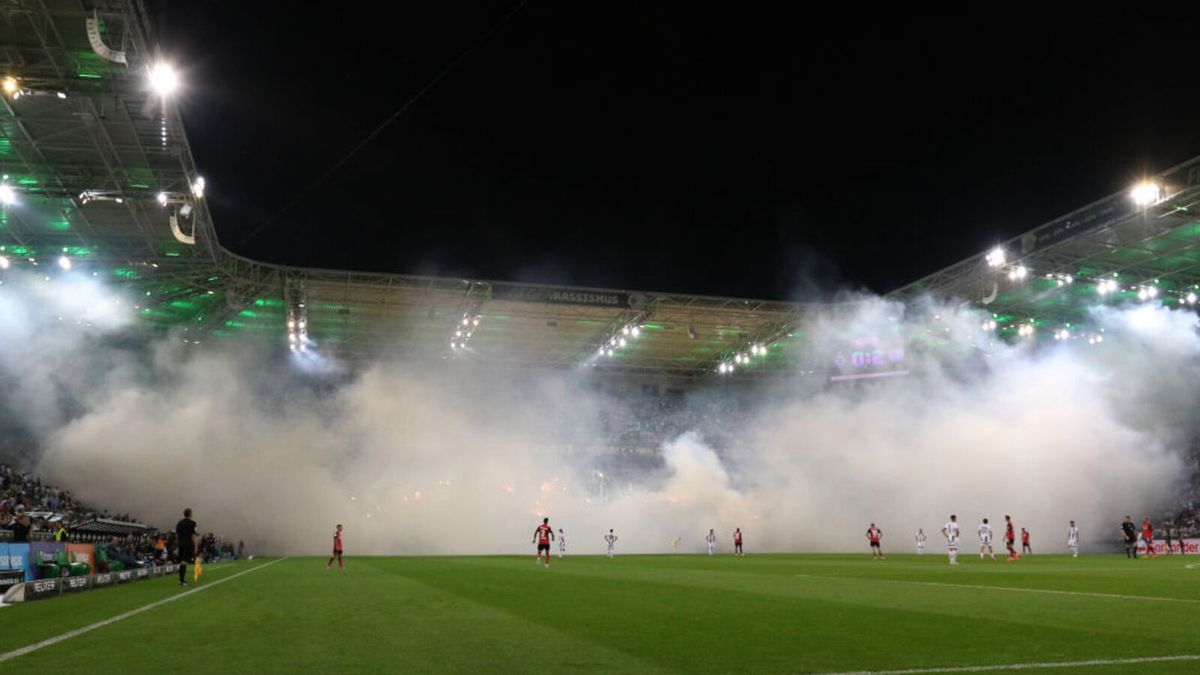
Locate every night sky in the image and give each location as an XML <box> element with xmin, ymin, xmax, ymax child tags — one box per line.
<box><xmin>150</xmin><ymin>3</ymin><xmax>1200</xmax><ymax>301</ymax></box>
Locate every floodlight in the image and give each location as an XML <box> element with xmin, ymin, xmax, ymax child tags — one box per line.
<box><xmin>157</xmin><ymin>192</ymin><xmax>168</xmax><ymax>206</ymax></box>
<box><xmin>0</xmin><ymin>255</ymin><xmax>8</xmax><ymax>269</ymax></box>
<box><xmin>1130</xmin><ymin>182</ymin><xmax>1160</xmax><ymax>207</ymax></box>
<box><xmin>1188</xmin><ymin>292</ymin><xmax>1198</xmax><ymax>305</ymax></box>
<box><xmin>618</xmin><ymin>338</ymin><xmax>626</xmax><ymax>347</ymax></box>
<box><xmin>0</xmin><ymin>183</ymin><xmax>15</xmax><ymax>205</ymax></box>
<box><xmin>190</xmin><ymin>176</ymin><xmax>205</xmax><ymax>199</ymax></box>
<box><xmin>57</xmin><ymin>255</ymin><xmax>71</xmax><ymax>270</ymax></box>
<box><xmin>631</xmin><ymin>326</ymin><xmax>640</xmax><ymax>337</ymax></box>
<box><xmin>985</xmin><ymin>247</ymin><xmax>1006</xmax><ymax>268</ymax></box>
<box><xmin>148</xmin><ymin>62</ymin><xmax>179</xmax><ymax>96</ymax></box>
<box><xmin>1</xmin><ymin>76</ymin><xmax>17</xmax><ymax>95</ymax></box>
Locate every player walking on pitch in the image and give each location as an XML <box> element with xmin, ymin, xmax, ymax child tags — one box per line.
<box><xmin>1003</xmin><ymin>515</ymin><xmax>1020</xmax><ymax>561</ymax></box>
<box><xmin>1141</xmin><ymin>517</ymin><xmax>1156</xmax><ymax>558</ymax></box>
<box><xmin>915</xmin><ymin>528</ymin><xmax>927</xmax><ymax>555</ymax></box>
<box><xmin>1067</xmin><ymin>520</ymin><xmax>1079</xmax><ymax>557</ymax></box>
<box><xmin>557</xmin><ymin>528</ymin><xmax>566</xmax><ymax>559</ymax></box>
<box><xmin>941</xmin><ymin>515</ymin><xmax>960</xmax><ymax>565</ymax></box>
<box><xmin>978</xmin><ymin>518</ymin><xmax>996</xmax><ymax>560</ymax></box>
<box><xmin>604</xmin><ymin>529</ymin><xmax>618</xmax><ymax>558</ymax></box>
<box><xmin>706</xmin><ymin>529</ymin><xmax>717</xmax><ymax>555</ymax></box>
<box><xmin>326</xmin><ymin>523</ymin><xmax>345</xmax><ymax>570</ymax></box>
<box><xmin>866</xmin><ymin>523</ymin><xmax>884</xmax><ymax>559</ymax></box>
<box><xmin>733</xmin><ymin>528</ymin><xmax>744</xmax><ymax>556</ymax></box>
<box><xmin>533</xmin><ymin>518</ymin><xmax>555</xmax><ymax>567</ymax></box>
<box><xmin>1021</xmin><ymin>528</ymin><xmax>1032</xmax><ymax>556</ymax></box>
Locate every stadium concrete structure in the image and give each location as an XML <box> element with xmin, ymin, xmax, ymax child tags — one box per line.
<box><xmin>3</xmin><ymin>0</ymin><xmax>1200</xmax><ymax>384</ymax></box>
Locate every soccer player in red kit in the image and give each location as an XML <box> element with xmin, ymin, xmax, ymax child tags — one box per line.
<box><xmin>1141</xmin><ymin>517</ymin><xmax>1156</xmax><ymax>558</ymax></box>
<box><xmin>1004</xmin><ymin>515</ymin><xmax>1020</xmax><ymax>561</ymax></box>
<box><xmin>733</xmin><ymin>528</ymin><xmax>744</xmax><ymax>556</ymax></box>
<box><xmin>326</xmin><ymin>523</ymin><xmax>344</xmax><ymax>570</ymax></box>
<box><xmin>1021</xmin><ymin>528</ymin><xmax>1031</xmax><ymax>555</ymax></box>
<box><xmin>533</xmin><ymin>517</ymin><xmax>555</xmax><ymax>568</ymax></box>
<box><xmin>866</xmin><ymin>523</ymin><xmax>884</xmax><ymax>560</ymax></box>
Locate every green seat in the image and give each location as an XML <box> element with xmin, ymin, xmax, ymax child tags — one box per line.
<box><xmin>96</xmin><ymin>547</ymin><xmax>124</xmax><ymax>572</ymax></box>
<box><xmin>56</xmin><ymin>550</ymin><xmax>90</xmax><ymax>577</ymax></box>
<box><xmin>37</xmin><ymin>561</ymin><xmax>61</xmax><ymax>579</ymax></box>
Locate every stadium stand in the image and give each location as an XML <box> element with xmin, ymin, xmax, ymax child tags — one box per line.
<box><xmin>0</xmin><ymin>461</ymin><xmax>241</xmax><ymax>574</ymax></box>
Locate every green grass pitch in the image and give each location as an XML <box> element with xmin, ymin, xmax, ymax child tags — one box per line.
<box><xmin>2</xmin><ymin>553</ymin><xmax>1198</xmax><ymax>673</ymax></box>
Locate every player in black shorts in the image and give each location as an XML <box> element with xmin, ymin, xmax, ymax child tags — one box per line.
<box><xmin>176</xmin><ymin>507</ymin><xmax>199</xmax><ymax>586</ymax></box>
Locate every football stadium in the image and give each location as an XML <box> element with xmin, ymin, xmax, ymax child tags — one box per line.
<box><xmin>3</xmin><ymin>2</ymin><xmax>1200</xmax><ymax>674</ymax></box>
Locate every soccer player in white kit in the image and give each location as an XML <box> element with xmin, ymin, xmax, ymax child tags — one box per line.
<box><xmin>941</xmin><ymin>514</ymin><xmax>960</xmax><ymax>565</ymax></box>
<box><xmin>557</xmin><ymin>528</ymin><xmax>566</xmax><ymax>558</ymax></box>
<box><xmin>604</xmin><ymin>529</ymin><xmax>618</xmax><ymax>558</ymax></box>
<box><xmin>978</xmin><ymin>518</ymin><xmax>996</xmax><ymax>560</ymax></box>
<box><xmin>705</xmin><ymin>529</ymin><xmax>717</xmax><ymax>555</ymax></box>
<box><xmin>915</xmin><ymin>528</ymin><xmax>927</xmax><ymax>555</ymax></box>
<box><xmin>1067</xmin><ymin>520</ymin><xmax>1079</xmax><ymax>558</ymax></box>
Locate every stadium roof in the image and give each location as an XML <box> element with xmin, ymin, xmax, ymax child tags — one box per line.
<box><xmin>0</xmin><ymin>0</ymin><xmax>822</xmax><ymax>378</ymax></box>
<box><xmin>889</xmin><ymin>157</ymin><xmax>1200</xmax><ymax>338</ymax></box>
<box><xmin>3</xmin><ymin>1</ymin><xmax>1199</xmax><ymax>378</ymax></box>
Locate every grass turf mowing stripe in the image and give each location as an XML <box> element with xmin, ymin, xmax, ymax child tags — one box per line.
<box><xmin>816</xmin><ymin>653</ymin><xmax>1200</xmax><ymax>674</ymax></box>
<box><xmin>0</xmin><ymin>557</ymin><xmax>284</xmax><ymax>664</ymax></box>
<box><xmin>793</xmin><ymin>573</ymin><xmax>1200</xmax><ymax>604</ymax></box>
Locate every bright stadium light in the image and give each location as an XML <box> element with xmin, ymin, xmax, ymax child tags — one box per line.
<box><xmin>1188</xmin><ymin>292</ymin><xmax>1198</xmax><ymax>305</ymax></box>
<box><xmin>631</xmin><ymin>326</ymin><xmax>640</xmax><ymax>337</ymax></box>
<box><xmin>1130</xmin><ymin>182</ymin><xmax>1160</xmax><ymax>207</ymax></box>
<box><xmin>985</xmin><ymin>247</ymin><xmax>1006</xmax><ymax>268</ymax></box>
<box><xmin>0</xmin><ymin>255</ymin><xmax>8</xmax><ymax>269</ymax></box>
<box><xmin>1</xmin><ymin>76</ymin><xmax>17</xmax><ymax>95</ymax></box>
<box><xmin>1007</xmin><ymin>265</ymin><xmax>1028</xmax><ymax>281</ymax></box>
<box><xmin>148</xmin><ymin>62</ymin><xmax>179</xmax><ymax>96</ymax></box>
<box><xmin>157</xmin><ymin>191</ymin><xmax>169</xmax><ymax>206</ymax></box>
<box><xmin>191</xmin><ymin>176</ymin><xmax>205</xmax><ymax>199</ymax></box>
<box><xmin>57</xmin><ymin>255</ymin><xmax>71</xmax><ymax>270</ymax></box>
<box><xmin>0</xmin><ymin>182</ymin><xmax>15</xmax><ymax>205</ymax></box>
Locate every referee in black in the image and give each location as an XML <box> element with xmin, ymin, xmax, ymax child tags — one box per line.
<box><xmin>176</xmin><ymin>507</ymin><xmax>199</xmax><ymax>586</ymax></box>
<box><xmin>1121</xmin><ymin>515</ymin><xmax>1138</xmax><ymax>559</ymax></box>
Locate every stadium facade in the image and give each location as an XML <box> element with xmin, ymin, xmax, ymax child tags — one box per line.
<box><xmin>3</xmin><ymin>0</ymin><xmax>1200</xmax><ymax>391</ymax></box>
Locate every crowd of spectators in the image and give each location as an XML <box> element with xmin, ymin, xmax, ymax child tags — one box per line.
<box><xmin>2</xmin><ymin>461</ymin><xmax>244</xmax><ymax>568</ymax></box>
<box><xmin>1</xmin><ymin>462</ymin><xmax>144</xmax><ymax>541</ymax></box>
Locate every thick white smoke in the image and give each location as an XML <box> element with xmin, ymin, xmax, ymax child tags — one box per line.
<box><xmin>2</xmin><ymin>269</ymin><xmax>1196</xmax><ymax>555</ymax></box>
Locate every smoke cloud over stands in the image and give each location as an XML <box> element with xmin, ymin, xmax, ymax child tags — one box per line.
<box><xmin>1</xmin><ymin>269</ymin><xmax>1194</xmax><ymax>554</ymax></box>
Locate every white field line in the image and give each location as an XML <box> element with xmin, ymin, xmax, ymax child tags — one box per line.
<box><xmin>0</xmin><ymin>557</ymin><xmax>285</xmax><ymax>663</ymax></box>
<box><xmin>793</xmin><ymin>574</ymin><xmax>1200</xmax><ymax>604</ymax></box>
<box><xmin>813</xmin><ymin>653</ymin><xmax>1200</xmax><ymax>674</ymax></box>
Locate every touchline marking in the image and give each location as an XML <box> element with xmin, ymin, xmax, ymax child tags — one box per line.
<box><xmin>813</xmin><ymin>653</ymin><xmax>1200</xmax><ymax>674</ymax></box>
<box><xmin>0</xmin><ymin>557</ymin><xmax>285</xmax><ymax>663</ymax></box>
<box><xmin>793</xmin><ymin>574</ymin><xmax>1200</xmax><ymax>604</ymax></box>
